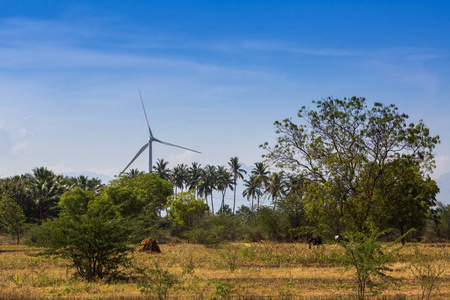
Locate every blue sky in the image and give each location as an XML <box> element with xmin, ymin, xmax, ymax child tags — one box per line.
<box><xmin>1</xmin><ymin>1</ymin><xmax>450</xmax><ymax>205</ymax></box>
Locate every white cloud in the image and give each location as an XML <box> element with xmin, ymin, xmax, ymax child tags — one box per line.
<box><xmin>433</xmin><ymin>155</ymin><xmax>450</xmax><ymax>179</ymax></box>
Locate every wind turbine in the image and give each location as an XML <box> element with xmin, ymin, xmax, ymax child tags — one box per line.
<box><xmin>121</xmin><ymin>91</ymin><xmax>201</xmax><ymax>174</ymax></box>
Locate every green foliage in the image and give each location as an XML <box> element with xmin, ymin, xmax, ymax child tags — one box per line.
<box><xmin>58</xmin><ymin>188</ymin><xmax>95</xmax><ymax>216</ymax></box>
<box><xmin>0</xmin><ymin>176</ymin><xmax>34</xmax><ymax>222</ymax></box>
<box><xmin>216</xmin><ymin>204</ymin><xmax>232</xmax><ymax>216</ymax></box>
<box><xmin>0</xmin><ymin>195</ymin><xmax>27</xmax><ymax>244</ymax></box>
<box><xmin>374</xmin><ymin>159</ymin><xmax>439</xmax><ymax>243</ymax></box>
<box><xmin>26</xmin><ymin>167</ymin><xmax>69</xmax><ymax>220</ymax></box>
<box><xmin>262</xmin><ymin>97</ymin><xmax>439</xmax><ymax>233</ymax></box>
<box><xmin>207</xmin><ymin>279</ymin><xmax>235</xmax><ymax>299</ymax></box>
<box><xmin>337</xmin><ymin>230</ymin><xmax>407</xmax><ymax>299</ymax></box>
<box><xmin>138</xmin><ymin>261</ymin><xmax>180</xmax><ymax>300</ymax></box>
<box><xmin>188</xmin><ymin>215</ymin><xmax>248</xmax><ymax>246</ymax></box>
<box><xmin>430</xmin><ymin>203</ymin><xmax>450</xmax><ymax>241</ymax></box>
<box><xmin>106</xmin><ymin>172</ymin><xmax>173</xmax><ymax>217</ymax></box>
<box><xmin>36</xmin><ymin>190</ymin><xmax>134</xmax><ymax>281</ymax></box>
<box><xmin>166</xmin><ymin>190</ymin><xmax>209</xmax><ymax>237</ymax></box>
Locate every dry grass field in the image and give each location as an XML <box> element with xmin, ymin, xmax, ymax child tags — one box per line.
<box><xmin>0</xmin><ymin>236</ymin><xmax>449</xmax><ymax>299</ymax></box>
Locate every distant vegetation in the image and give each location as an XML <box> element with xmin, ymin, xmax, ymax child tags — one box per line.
<box><xmin>1</xmin><ymin>96</ymin><xmax>450</xmax><ymax>298</ymax></box>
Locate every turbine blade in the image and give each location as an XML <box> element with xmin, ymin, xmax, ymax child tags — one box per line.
<box><xmin>155</xmin><ymin>139</ymin><xmax>201</xmax><ymax>154</ymax></box>
<box><xmin>139</xmin><ymin>90</ymin><xmax>153</xmax><ymax>138</ymax></box>
<box><xmin>120</xmin><ymin>143</ymin><xmax>149</xmax><ymax>174</ymax></box>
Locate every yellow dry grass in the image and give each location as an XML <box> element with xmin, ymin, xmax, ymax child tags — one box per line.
<box><xmin>0</xmin><ymin>237</ymin><xmax>449</xmax><ymax>299</ymax></box>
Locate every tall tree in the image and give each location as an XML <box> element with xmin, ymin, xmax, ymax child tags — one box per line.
<box><xmin>0</xmin><ymin>176</ymin><xmax>34</xmax><ymax>222</ymax></box>
<box><xmin>204</xmin><ymin>165</ymin><xmax>217</xmax><ymax>214</ymax></box>
<box><xmin>0</xmin><ymin>195</ymin><xmax>26</xmax><ymax>244</ymax></box>
<box><xmin>251</xmin><ymin>162</ymin><xmax>270</xmax><ymax>209</ymax></box>
<box><xmin>153</xmin><ymin>159</ymin><xmax>171</xmax><ymax>180</ymax></box>
<box><xmin>216</xmin><ymin>166</ymin><xmax>234</xmax><ymax>214</ymax></box>
<box><xmin>187</xmin><ymin>162</ymin><xmax>202</xmax><ymax>197</ymax></box>
<box><xmin>374</xmin><ymin>159</ymin><xmax>439</xmax><ymax>244</ymax></box>
<box><xmin>266</xmin><ymin>171</ymin><xmax>286</xmax><ymax>207</ymax></box>
<box><xmin>243</xmin><ymin>175</ymin><xmax>261</xmax><ymax>212</ymax></box>
<box><xmin>171</xmin><ymin>164</ymin><xmax>188</xmax><ymax>194</ymax></box>
<box><xmin>26</xmin><ymin>167</ymin><xmax>67</xmax><ymax>220</ymax></box>
<box><xmin>228</xmin><ymin>157</ymin><xmax>247</xmax><ymax>214</ymax></box>
<box><xmin>71</xmin><ymin>175</ymin><xmax>105</xmax><ymax>196</ymax></box>
<box><xmin>262</xmin><ymin>97</ymin><xmax>439</xmax><ymax>232</ymax></box>
<box><xmin>127</xmin><ymin>169</ymin><xmax>144</xmax><ymax>178</ymax></box>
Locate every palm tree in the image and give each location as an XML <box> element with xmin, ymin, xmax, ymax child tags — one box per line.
<box><xmin>203</xmin><ymin>165</ymin><xmax>217</xmax><ymax>214</ymax></box>
<box><xmin>187</xmin><ymin>162</ymin><xmax>202</xmax><ymax>197</ymax></box>
<box><xmin>127</xmin><ymin>169</ymin><xmax>144</xmax><ymax>178</ymax></box>
<box><xmin>171</xmin><ymin>163</ymin><xmax>188</xmax><ymax>194</ymax></box>
<box><xmin>153</xmin><ymin>158</ymin><xmax>171</xmax><ymax>180</ymax></box>
<box><xmin>26</xmin><ymin>167</ymin><xmax>67</xmax><ymax>220</ymax></box>
<box><xmin>197</xmin><ymin>168</ymin><xmax>212</xmax><ymax>212</ymax></box>
<box><xmin>266</xmin><ymin>171</ymin><xmax>285</xmax><ymax>208</ymax></box>
<box><xmin>251</xmin><ymin>162</ymin><xmax>270</xmax><ymax>209</ymax></box>
<box><xmin>73</xmin><ymin>175</ymin><xmax>105</xmax><ymax>196</ymax></box>
<box><xmin>242</xmin><ymin>175</ymin><xmax>261</xmax><ymax>212</ymax></box>
<box><xmin>228</xmin><ymin>157</ymin><xmax>247</xmax><ymax>214</ymax></box>
<box><xmin>216</xmin><ymin>165</ymin><xmax>234</xmax><ymax>215</ymax></box>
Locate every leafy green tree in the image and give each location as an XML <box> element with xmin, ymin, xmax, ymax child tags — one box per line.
<box><xmin>228</xmin><ymin>157</ymin><xmax>247</xmax><ymax>214</ymax></box>
<box><xmin>106</xmin><ymin>173</ymin><xmax>173</xmax><ymax>218</ymax></box>
<box><xmin>0</xmin><ymin>175</ymin><xmax>34</xmax><ymax>222</ymax></box>
<box><xmin>166</xmin><ymin>190</ymin><xmax>209</xmax><ymax>238</ymax></box>
<box><xmin>276</xmin><ymin>195</ymin><xmax>308</xmax><ymax>241</ymax></box>
<box><xmin>434</xmin><ymin>203</ymin><xmax>450</xmax><ymax>240</ymax></box>
<box><xmin>374</xmin><ymin>159</ymin><xmax>439</xmax><ymax>244</ymax></box>
<box><xmin>257</xmin><ymin>206</ymin><xmax>283</xmax><ymax>241</ymax></box>
<box><xmin>262</xmin><ymin>97</ymin><xmax>439</xmax><ymax>232</ymax></box>
<box><xmin>58</xmin><ymin>188</ymin><xmax>95</xmax><ymax>216</ymax></box>
<box><xmin>0</xmin><ymin>195</ymin><xmax>26</xmax><ymax>244</ymax></box>
<box><xmin>37</xmin><ymin>190</ymin><xmax>133</xmax><ymax>281</ymax></box>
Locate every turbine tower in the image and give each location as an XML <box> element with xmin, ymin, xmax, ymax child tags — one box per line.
<box><xmin>121</xmin><ymin>91</ymin><xmax>201</xmax><ymax>174</ymax></box>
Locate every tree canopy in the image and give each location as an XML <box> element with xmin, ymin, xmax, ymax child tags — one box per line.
<box><xmin>262</xmin><ymin>96</ymin><xmax>440</xmax><ymax>233</ymax></box>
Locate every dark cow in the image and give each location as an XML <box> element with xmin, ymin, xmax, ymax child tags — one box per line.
<box><xmin>308</xmin><ymin>236</ymin><xmax>322</xmax><ymax>249</ymax></box>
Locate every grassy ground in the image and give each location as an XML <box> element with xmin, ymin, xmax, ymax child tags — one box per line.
<box><xmin>0</xmin><ymin>236</ymin><xmax>449</xmax><ymax>299</ymax></box>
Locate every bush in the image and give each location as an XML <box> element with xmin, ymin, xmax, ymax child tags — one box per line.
<box><xmin>138</xmin><ymin>261</ymin><xmax>180</xmax><ymax>299</ymax></box>
<box><xmin>337</xmin><ymin>231</ymin><xmax>406</xmax><ymax>299</ymax></box>
<box><xmin>35</xmin><ymin>189</ymin><xmax>134</xmax><ymax>281</ymax></box>
<box><xmin>188</xmin><ymin>215</ymin><xmax>248</xmax><ymax>245</ymax></box>
<box><xmin>410</xmin><ymin>247</ymin><xmax>449</xmax><ymax>300</ymax></box>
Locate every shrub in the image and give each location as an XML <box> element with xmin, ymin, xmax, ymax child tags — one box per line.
<box><xmin>35</xmin><ymin>189</ymin><xmax>134</xmax><ymax>281</ymax></box>
<box><xmin>337</xmin><ymin>231</ymin><xmax>406</xmax><ymax>299</ymax></box>
<box><xmin>138</xmin><ymin>261</ymin><xmax>180</xmax><ymax>299</ymax></box>
<box><xmin>410</xmin><ymin>247</ymin><xmax>449</xmax><ymax>300</ymax></box>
